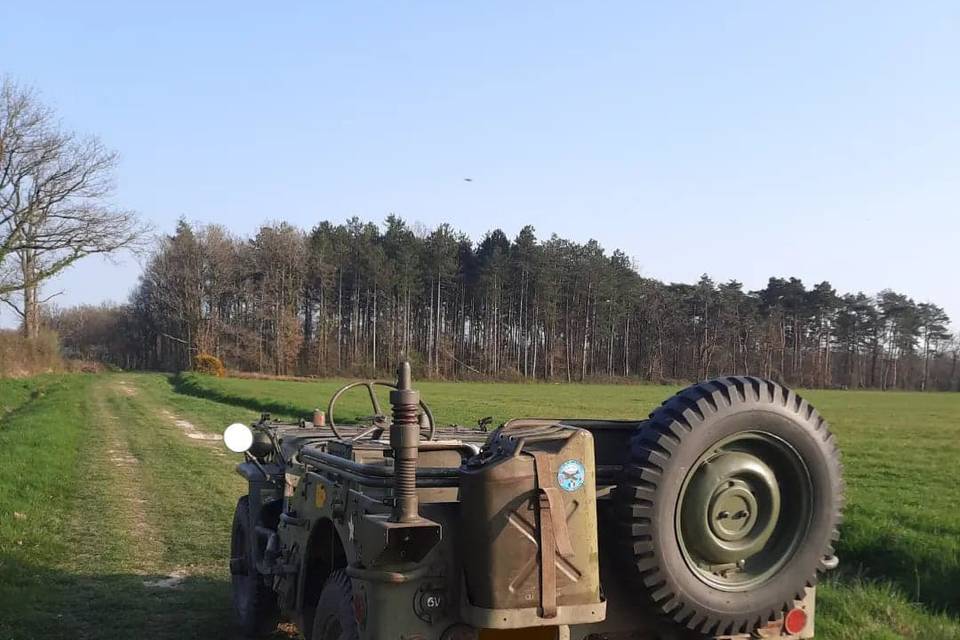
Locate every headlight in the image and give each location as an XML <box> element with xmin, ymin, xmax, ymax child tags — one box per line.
<box><xmin>223</xmin><ymin>423</ymin><xmax>254</xmax><ymax>453</ymax></box>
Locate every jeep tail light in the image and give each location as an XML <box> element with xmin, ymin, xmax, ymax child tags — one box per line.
<box><xmin>784</xmin><ymin>607</ymin><xmax>808</xmax><ymax>634</ymax></box>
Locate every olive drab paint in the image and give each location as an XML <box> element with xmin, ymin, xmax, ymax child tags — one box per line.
<box><xmin>459</xmin><ymin>422</ymin><xmax>604</xmax><ymax>627</ymax></box>
<box><xmin>227</xmin><ymin>362</ymin><xmax>834</xmax><ymax>640</ymax></box>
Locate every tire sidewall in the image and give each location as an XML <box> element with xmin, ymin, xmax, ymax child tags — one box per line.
<box><xmin>231</xmin><ymin>497</ymin><xmax>279</xmax><ymax>636</ymax></box>
<box><xmin>231</xmin><ymin>498</ymin><xmax>256</xmax><ymax>625</ymax></box>
<box><xmin>311</xmin><ymin>572</ymin><xmax>360</xmax><ymax>640</ymax></box>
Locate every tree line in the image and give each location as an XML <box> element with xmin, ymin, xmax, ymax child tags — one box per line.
<box><xmin>49</xmin><ymin>216</ymin><xmax>958</xmax><ymax>391</ymax></box>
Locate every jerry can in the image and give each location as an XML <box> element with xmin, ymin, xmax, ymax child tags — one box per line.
<box><xmin>458</xmin><ymin>420</ymin><xmax>606</xmax><ymax>628</ymax></box>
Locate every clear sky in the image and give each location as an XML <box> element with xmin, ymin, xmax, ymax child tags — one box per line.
<box><xmin>2</xmin><ymin>1</ymin><xmax>958</xmax><ymax>327</ymax></box>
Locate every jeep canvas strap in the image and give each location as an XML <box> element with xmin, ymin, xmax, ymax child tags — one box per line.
<box><xmin>531</xmin><ymin>451</ymin><xmax>575</xmax><ymax>619</ymax></box>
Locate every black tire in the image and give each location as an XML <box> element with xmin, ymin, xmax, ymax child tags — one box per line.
<box><xmin>231</xmin><ymin>497</ymin><xmax>279</xmax><ymax>637</ymax></box>
<box><xmin>311</xmin><ymin>571</ymin><xmax>360</xmax><ymax>640</ymax></box>
<box><xmin>613</xmin><ymin>377</ymin><xmax>843</xmax><ymax>636</ymax></box>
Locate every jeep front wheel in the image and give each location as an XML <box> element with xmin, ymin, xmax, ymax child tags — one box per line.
<box><xmin>230</xmin><ymin>496</ymin><xmax>279</xmax><ymax>637</ymax></box>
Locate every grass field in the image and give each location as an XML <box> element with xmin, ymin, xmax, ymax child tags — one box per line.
<box><xmin>1</xmin><ymin>372</ymin><xmax>959</xmax><ymax>639</ymax></box>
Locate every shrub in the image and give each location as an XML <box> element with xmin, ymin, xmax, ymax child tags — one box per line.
<box><xmin>193</xmin><ymin>353</ymin><xmax>226</xmax><ymax>377</ymax></box>
<box><xmin>0</xmin><ymin>330</ymin><xmax>63</xmax><ymax>377</ymax></box>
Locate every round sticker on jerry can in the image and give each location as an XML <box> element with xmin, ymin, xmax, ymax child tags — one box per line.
<box><xmin>557</xmin><ymin>459</ymin><xmax>586</xmax><ymax>492</ymax></box>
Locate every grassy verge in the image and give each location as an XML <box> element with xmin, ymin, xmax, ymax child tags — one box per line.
<box><xmin>0</xmin><ymin>373</ymin><xmax>271</xmax><ymax>640</ymax></box>
<box><xmin>0</xmin><ymin>375</ymin><xmax>58</xmax><ymax>424</ymax></box>
<box><xmin>0</xmin><ymin>375</ymin><xmax>95</xmax><ymax>636</ymax></box>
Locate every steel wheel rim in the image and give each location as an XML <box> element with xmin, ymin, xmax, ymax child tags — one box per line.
<box><xmin>676</xmin><ymin>430</ymin><xmax>813</xmax><ymax>591</ymax></box>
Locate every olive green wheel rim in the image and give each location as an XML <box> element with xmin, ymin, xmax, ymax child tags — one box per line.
<box><xmin>676</xmin><ymin>430</ymin><xmax>813</xmax><ymax>591</ymax></box>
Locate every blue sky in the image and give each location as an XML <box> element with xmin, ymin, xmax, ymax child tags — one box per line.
<box><xmin>2</xmin><ymin>1</ymin><xmax>958</xmax><ymax>327</ymax></box>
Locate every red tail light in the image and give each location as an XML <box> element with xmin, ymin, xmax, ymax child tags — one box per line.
<box><xmin>784</xmin><ymin>607</ymin><xmax>808</xmax><ymax>634</ymax></box>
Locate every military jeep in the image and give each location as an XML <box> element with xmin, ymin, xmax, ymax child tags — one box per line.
<box><xmin>225</xmin><ymin>362</ymin><xmax>843</xmax><ymax>639</ymax></box>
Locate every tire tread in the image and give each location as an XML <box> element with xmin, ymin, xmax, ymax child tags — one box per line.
<box><xmin>613</xmin><ymin>377</ymin><xmax>844</xmax><ymax>635</ymax></box>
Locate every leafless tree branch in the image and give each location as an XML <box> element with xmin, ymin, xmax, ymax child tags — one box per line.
<box><xmin>0</xmin><ymin>77</ymin><xmax>149</xmax><ymax>335</ymax></box>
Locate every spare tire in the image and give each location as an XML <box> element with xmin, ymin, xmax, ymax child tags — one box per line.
<box><xmin>613</xmin><ymin>377</ymin><xmax>843</xmax><ymax>635</ymax></box>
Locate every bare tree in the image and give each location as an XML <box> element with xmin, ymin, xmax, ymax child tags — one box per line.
<box><xmin>0</xmin><ymin>77</ymin><xmax>146</xmax><ymax>337</ymax></box>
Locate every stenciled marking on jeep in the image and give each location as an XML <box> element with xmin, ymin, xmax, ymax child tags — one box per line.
<box><xmin>557</xmin><ymin>459</ymin><xmax>586</xmax><ymax>492</ymax></box>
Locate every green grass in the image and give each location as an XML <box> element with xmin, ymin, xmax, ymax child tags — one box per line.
<box><xmin>1</xmin><ymin>376</ymin><xmax>90</xmax><ymax>603</ymax></box>
<box><xmin>0</xmin><ymin>373</ymin><xmax>267</xmax><ymax>640</ymax></box>
<box><xmin>172</xmin><ymin>371</ymin><xmax>685</xmax><ymax>425</ymax></box>
<box><xmin>817</xmin><ymin>578</ymin><xmax>960</xmax><ymax>640</ymax></box>
<box><xmin>1</xmin><ymin>371</ymin><xmax>959</xmax><ymax>639</ymax></box>
<box><xmin>0</xmin><ymin>375</ymin><xmax>57</xmax><ymax>424</ymax></box>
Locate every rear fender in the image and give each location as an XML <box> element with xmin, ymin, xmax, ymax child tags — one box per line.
<box><xmin>297</xmin><ymin>518</ymin><xmax>348</xmax><ymax>613</ymax></box>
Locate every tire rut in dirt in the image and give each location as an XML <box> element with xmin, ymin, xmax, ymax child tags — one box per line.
<box><xmin>85</xmin><ymin>380</ymin><xmax>165</xmax><ymax>572</ymax></box>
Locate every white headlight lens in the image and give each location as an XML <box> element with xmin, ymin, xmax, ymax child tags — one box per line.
<box><xmin>224</xmin><ymin>423</ymin><xmax>254</xmax><ymax>453</ymax></box>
